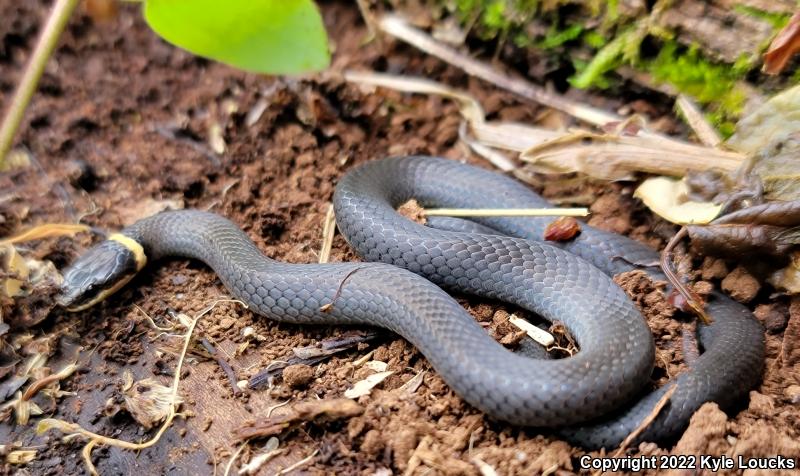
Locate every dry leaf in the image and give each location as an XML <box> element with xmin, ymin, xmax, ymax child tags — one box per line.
<box><xmin>688</xmin><ymin>224</ymin><xmax>800</xmax><ymax>258</ymax></box>
<box><xmin>714</xmin><ymin>200</ymin><xmax>800</xmax><ymax>226</ymax></box>
<box><xmin>1</xmin><ymin>244</ymin><xmax>28</xmax><ymax>297</ymax></box>
<box><xmin>397</xmin><ymin>370</ymin><xmax>426</xmax><ymax>395</ymax></box>
<box><xmin>750</xmin><ymin>136</ymin><xmax>800</xmax><ymax>201</ymax></box>
<box><xmin>728</xmin><ymin>85</ymin><xmax>800</xmax><ymax>156</ymax></box>
<box><xmin>763</xmin><ymin>12</ymin><xmax>800</xmax><ymax>75</ymax></box>
<box><xmin>634</xmin><ymin>177</ymin><xmax>722</xmax><ymax>225</ymax></box>
<box><xmin>344</xmin><ymin>371</ymin><xmax>393</xmax><ymax>399</ymax></box>
<box><xmin>769</xmin><ymin>251</ymin><xmax>800</xmax><ymax>294</ymax></box>
<box><xmin>234</xmin><ymin>398</ymin><xmax>363</xmax><ymax>440</ymax></box>
<box><xmin>363</xmin><ymin>361</ymin><xmax>388</xmax><ymax>372</ymax></box>
<box><xmin>520</xmin><ymin>130</ymin><xmax>743</xmax><ymax>181</ymax></box>
<box><xmin>0</xmin><ymin>223</ymin><xmax>90</xmax><ymax>247</ymax></box>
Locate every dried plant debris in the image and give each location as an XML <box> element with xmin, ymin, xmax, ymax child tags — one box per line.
<box><xmin>688</xmin><ymin>224</ymin><xmax>800</xmax><ymax>258</ymax></box>
<box><xmin>344</xmin><ymin>370</ymin><xmax>393</xmax><ymax>399</ymax></box>
<box><xmin>763</xmin><ymin>12</ymin><xmax>800</xmax><ymax>75</ymax></box>
<box><xmin>234</xmin><ymin>398</ymin><xmax>364</xmax><ymax>440</ymax></box>
<box><xmin>248</xmin><ymin>330</ymin><xmax>381</xmax><ymax>389</ymax></box>
<box><xmin>769</xmin><ymin>251</ymin><xmax>800</xmax><ymax>294</ymax></box>
<box><xmin>686</xmin><ymin>200</ymin><xmax>800</xmax><ymax>260</ymax></box>
<box><xmin>238</xmin><ymin>437</ymin><xmax>284</xmax><ymax>475</ymax></box>
<box><xmin>0</xmin><ymin>224</ymin><xmax>91</xmax><ymax>328</ymax></box>
<box><xmin>728</xmin><ymin>85</ymin><xmax>800</xmax><ymax>157</ymax></box>
<box><xmin>520</xmin><ymin>130</ymin><xmax>744</xmax><ymax>181</ymax></box>
<box><xmin>634</xmin><ymin>177</ymin><xmax>722</xmax><ymax>225</ymax></box>
<box><xmin>121</xmin><ymin>370</ymin><xmax>182</xmax><ymax>430</ymax></box>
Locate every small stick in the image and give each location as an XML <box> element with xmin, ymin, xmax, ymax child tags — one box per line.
<box><xmin>318</xmin><ymin>204</ymin><xmax>336</xmax><ymax>264</ymax></box>
<box><xmin>423</xmin><ymin>208</ymin><xmax>589</xmax><ymax>218</ymax></box>
<box><xmin>275</xmin><ymin>449</ymin><xmax>319</xmax><ymax>475</ymax></box>
<box><xmin>199</xmin><ymin>338</ymin><xmax>242</xmax><ymax>396</ymax></box>
<box><xmin>378</xmin><ymin>15</ymin><xmax>621</xmax><ymax>128</ymax></box>
<box><xmin>675</xmin><ymin>95</ymin><xmax>722</xmax><ymax>148</ymax></box>
<box><xmin>611</xmin><ymin>385</ymin><xmax>677</xmax><ymax>459</ymax></box>
<box><xmin>0</xmin><ymin>0</ymin><xmax>81</xmax><ymax>167</ymax></box>
<box><xmin>508</xmin><ymin>315</ymin><xmax>555</xmax><ymax>347</ymax></box>
<box><xmin>660</xmin><ymin>227</ymin><xmax>712</xmax><ymax>324</ymax></box>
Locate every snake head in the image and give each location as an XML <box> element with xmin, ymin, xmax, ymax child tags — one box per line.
<box><xmin>58</xmin><ymin>235</ymin><xmax>146</xmax><ymax>311</ymax></box>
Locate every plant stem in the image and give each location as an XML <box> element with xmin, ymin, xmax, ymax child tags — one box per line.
<box><xmin>0</xmin><ymin>0</ymin><xmax>80</xmax><ymax>168</ymax></box>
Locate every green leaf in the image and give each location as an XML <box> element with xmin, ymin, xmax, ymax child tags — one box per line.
<box><xmin>143</xmin><ymin>0</ymin><xmax>329</xmax><ymax>75</ymax></box>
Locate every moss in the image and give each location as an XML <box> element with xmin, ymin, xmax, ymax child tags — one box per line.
<box><xmin>443</xmin><ymin>0</ymin><xmax>772</xmax><ymax>135</ymax></box>
<box><xmin>645</xmin><ymin>42</ymin><xmax>749</xmax><ymax>136</ymax></box>
<box><xmin>733</xmin><ymin>4</ymin><xmax>791</xmax><ymax>30</ymax></box>
<box><xmin>453</xmin><ymin>0</ymin><xmax>542</xmax><ymax>39</ymax></box>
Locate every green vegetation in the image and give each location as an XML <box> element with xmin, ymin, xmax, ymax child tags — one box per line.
<box><xmin>442</xmin><ymin>0</ymin><xmax>787</xmax><ymax>136</ymax></box>
<box><xmin>143</xmin><ymin>0</ymin><xmax>329</xmax><ymax>74</ymax></box>
<box><xmin>647</xmin><ymin>42</ymin><xmax>751</xmax><ymax>136</ymax></box>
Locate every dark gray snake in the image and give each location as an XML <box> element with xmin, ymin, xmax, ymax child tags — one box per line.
<box><xmin>59</xmin><ymin>156</ymin><xmax>764</xmax><ymax>448</ymax></box>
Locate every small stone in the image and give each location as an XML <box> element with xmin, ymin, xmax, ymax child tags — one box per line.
<box><xmin>721</xmin><ymin>266</ymin><xmax>760</xmax><ymax>303</ymax></box>
<box><xmin>754</xmin><ymin>303</ymin><xmax>788</xmax><ymax>333</ymax></box>
<box><xmin>283</xmin><ymin>364</ymin><xmax>314</xmax><ymax>389</ymax></box>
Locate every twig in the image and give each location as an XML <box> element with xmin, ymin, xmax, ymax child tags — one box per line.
<box><xmin>675</xmin><ymin>95</ymin><xmax>722</xmax><ymax>148</ymax></box>
<box><xmin>200</xmin><ymin>338</ymin><xmax>242</xmax><ymax>396</ymax></box>
<box><xmin>275</xmin><ymin>449</ymin><xmax>319</xmax><ymax>475</ymax></box>
<box><xmin>611</xmin><ymin>385</ymin><xmax>677</xmax><ymax>458</ymax></box>
<box><xmin>508</xmin><ymin>315</ymin><xmax>555</xmax><ymax>347</ymax></box>
<box><xmin>660</xmin><ymin>227</ymin><xmax>712</xmax><ymax>324</ymax></box>
<box><xmin>320</xmin><ymin>267</ymin><xmax>365</xmax><ymax>312</ymax></box>
<box><xmin>224</xmin><ymin>440</ymin><xmax>249</xmax><ymax>476</ymax></box>
<box><xmin>318</xmin><ymin>204</ymin><xmax>336</xmax><ymax>264</ymax></box>
<box><xmin>377</xmin><ymin>14</ymin><xmax>620</xmax><ymax>127</ymax></box>
<box><xmin>423</xmin><ymin>208</ymin><xmax>589</xmax><ymax>217</ymax></box>
<box><xmin>0</xmin><ymin>0</ymin><xmax>80</xmax><ymax>167</ymax></box>
<box><xmin>458</xmin><ymin>122</ymin><xmax>517</xmax><ymax>172</ymax></box>
<box><xmin>355</xmin><ymin>0</ymin><xmax>379</xmax><ymax>43</ymax></box>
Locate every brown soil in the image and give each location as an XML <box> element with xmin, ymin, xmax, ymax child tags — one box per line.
<box><xmin>1</xmin><ymin>1</ymin><xmax>798</xmax><ymax>475</ymax></box>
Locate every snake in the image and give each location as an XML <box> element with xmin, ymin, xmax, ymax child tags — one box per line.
<box><xmin>58</xmin><ymin>155</ymin><xmax>764</xmax><ymax>449</ymax></box>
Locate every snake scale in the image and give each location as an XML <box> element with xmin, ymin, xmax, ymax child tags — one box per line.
<box><xmin>59</xmin><ymin>156</ymin><xmax>764</xmax><ymax>448</ymax></box>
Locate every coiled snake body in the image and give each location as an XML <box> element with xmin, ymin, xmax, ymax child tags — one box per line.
<box><xmin>59</xmin><ymin>156</ymin><xmax>764</xmax><ymax>448</ymax></box>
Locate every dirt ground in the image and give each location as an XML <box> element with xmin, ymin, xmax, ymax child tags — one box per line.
<box><xmin>1</xmin><ymin>1</ymin><xmax>799</xmax><ymax>475</ymax></box>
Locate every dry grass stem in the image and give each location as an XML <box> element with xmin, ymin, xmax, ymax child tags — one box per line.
<box><xmin>377</xmin><ymin>14</ymin><xmax>619</xmax><ymax>127</ymax></box>
<box><xmin>275</xmin><ymin>449</ymin><xmax>319</xmax><ymax>475</ymax></box>
<box><xmin>612</xmin><ymin>385</ymin><xmax>678</xmax><ymax>459</ymax></box>
<box><xmin>675</xmin><ymin>95</ymin><xmax>722</xmax><ymax>148</ymax></box>
<box><xmin>424</xmin><ymin>208</ymin><xmax>588</xmax><ymax>218</ymax></box>
<box><xmin>318</xmin><ymin>204</ymin><xmax>336</xmax><ymax>264</ymax></box>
